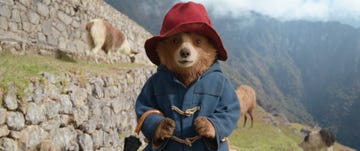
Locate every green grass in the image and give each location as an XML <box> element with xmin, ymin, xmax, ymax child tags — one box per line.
<box><xmin>229</xmin><ymin>107</ymin><xmax>355</xmax><ymax>151</ymax></box>
<box><xmin>0</xmin><ymin>51</ymin><xmax>148</xmax><ymax>94</ymax></box>
<box><xmin>229</xmin><ymin>107</ymin><xmax>303</xmax><ymax>151</ymax></box>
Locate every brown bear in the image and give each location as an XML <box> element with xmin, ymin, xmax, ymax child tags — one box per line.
<box><xmin>136</xmin><ymin>2</ymin><xmax>240</xmax><ymax>151</ymax></box>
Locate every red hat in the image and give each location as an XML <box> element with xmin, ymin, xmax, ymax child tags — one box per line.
<box><xmin>145</xmin><ymin>1</ymin><xmax>228</xmax><ymax>65</ymax></box>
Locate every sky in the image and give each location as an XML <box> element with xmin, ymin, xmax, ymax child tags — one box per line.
<box><xmin>181</xmin><ymin>0</ymin><xmax>360</xmax><ymax>27</ymax></box>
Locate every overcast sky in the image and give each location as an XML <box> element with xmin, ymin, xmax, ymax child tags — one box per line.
<box><xmin>181</xmin><ymin>0</ymin><xmax>360</xmax><ymax>27</ymax></box>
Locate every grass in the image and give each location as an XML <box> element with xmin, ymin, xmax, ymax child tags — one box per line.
<box><xmin>0</xmin><ymin>51</ymin><xmax>148</xmax><ymax>94</ymax></box>
<box><xmin>229</xmin><ymin>106</ymin><xmax>356</xmax><ymax>151</ymax></box>
<box><xmin>229</xmin><ymin>106</ymin><xmax>303</xmax><ymax>151</ymax></box>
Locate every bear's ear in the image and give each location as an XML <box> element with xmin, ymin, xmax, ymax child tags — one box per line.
<box><xmin>319</xmin><ymin>129</ymin><xmax>335</xmax><ymax>147</ymax></box>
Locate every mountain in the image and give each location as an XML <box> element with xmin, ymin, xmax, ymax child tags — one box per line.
<box><xmin>106</xmin><ymin>1</ymin><xmax>360</xmax><ymax>149</ymax></box>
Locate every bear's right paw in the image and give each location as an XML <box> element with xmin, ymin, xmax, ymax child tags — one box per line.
<box><xmin>154</xmin><ymin>118</ymin><xmax>176</xmax><ymax>146</ymax></box>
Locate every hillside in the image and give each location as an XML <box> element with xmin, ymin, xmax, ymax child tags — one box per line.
<box><xmin>229</xmin><ymin>106</ymin><xmax>354</xmax><ymax>151</ymax></box>
<box><xmin>108</xmin><ymin>1</ymin><xmax>360</xmax><ymax>149</ymax></box>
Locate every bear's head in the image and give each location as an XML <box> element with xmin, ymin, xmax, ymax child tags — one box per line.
<box><xmin>156</xmin><ymin>32</ymin><xmax>217</xmax><ymax>87</ymax></box>
<box><xmin>145</xmin><ymin>2</ymin><xmax>228</xmax><ymax>87</ymax></box>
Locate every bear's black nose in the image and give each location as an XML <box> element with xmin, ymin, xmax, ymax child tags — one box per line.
<box><xmin>180</xmin><ymin>48</ymin><xmax>190</xmax><ymax>58</ymax></box>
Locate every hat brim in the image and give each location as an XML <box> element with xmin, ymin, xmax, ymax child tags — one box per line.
<box><xmin>145</xmin><ymin>22</ymin><xmax>228</xmax><ymax>65</ymax></box>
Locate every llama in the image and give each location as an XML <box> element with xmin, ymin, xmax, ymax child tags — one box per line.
<box><xmin>299</xmin><ymin>129</ymin><xmax>336</xmax><ymax>151</ymax></box>
<box><xmin>236</xmin><ymin>85</ymin><xmax>256</xmax><ymax>128</ymax></box>
<box><xmin>85</xmin><ymin>18</ymin><xmax>138</xmax><ymax>63</ymax></box>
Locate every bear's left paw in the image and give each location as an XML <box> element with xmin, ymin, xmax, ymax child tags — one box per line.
<box><xmin>194</xmin><ymin>116</ymin><xmax>216</xmax><ymax>139</ymax></box>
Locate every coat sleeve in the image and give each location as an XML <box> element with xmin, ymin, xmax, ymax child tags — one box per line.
<box><xmin>206</xmin><ymin>78</ymin><xmax>241</xmax><ymax>148</ymax></box>
<box><xmin>135</xmin><ymin>78</ymin><xmax>165</xmax><ymax>141</ymax></box>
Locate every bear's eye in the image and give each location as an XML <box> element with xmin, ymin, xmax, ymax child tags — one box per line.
<box><xmin>195</xmin><ymin>39</ymin><xmax>201</xmax><ymax>45</ymax></box>
<box><xmin>171</xmin><ymin>38</ymin><xmax>180</xmax><ymax>45</ymax></box>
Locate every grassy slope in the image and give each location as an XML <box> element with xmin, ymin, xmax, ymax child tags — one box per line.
<box><xmin>0</xmin><ymin>52</ymin><xmax>144</xmax><ymax>90</ymax></box>
<box><xmin>0</xmin><ymin>51</ymin><xmax>147</xmax><ymax>105</ymax></box>
<box><xmin>229</xmin><ymin>107</ymin><xmax>302</xmax><ymax>151</ymax></box>
<box><xmin>229</xmin><ymin>106</ymin><xmax>355</xmax><ymax>151</ymax></box>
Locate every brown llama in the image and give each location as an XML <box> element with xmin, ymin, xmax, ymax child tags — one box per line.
<box><xmin>236</xmin><ymin>85</ymin><xmax>256</xmax><ymax>128</ymax></box>
<box><xmin>85</xmin><ymin>18</ymin><xmax>138</xmax><ymax>63</ymax></box>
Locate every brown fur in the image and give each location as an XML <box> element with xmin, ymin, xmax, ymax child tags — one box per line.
<box><xmin>154</xmin><ymin>118</ymin><xmax>176</xmax><ymax>147</ymax></box>
<box><xmin>85</xmin><ymin>19</ymin><xmax>138</xmax><ymax>63</ymax></box>
<box><xmin>194</xmin><ymin>116</ymin><xmax>216</xmax><ymax>139</ymax></box>
<box><xmin>236</xmin><ymin>85</ymin><xmax>256</xmax><ymax>128</ymax></box>
<box><xmin>299</xmin><ymin>129</ymin><xmax>336</xmax><ymax>151</ymax></box>
<box><xmin>85</xmin><ymin>19</ymin><xmax>125</xmax><ymax>54</ymax></box>
<box><xmin>156</xmin><ymin>33</ymin><xmax>217</xmax><ymax>87</ymax></box>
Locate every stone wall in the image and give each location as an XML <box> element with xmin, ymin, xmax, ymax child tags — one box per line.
<box><xmin>0</xmin><ymin>0</ymin><xmax>153</xmax><ymax>64</ymax></box>
<box><xmin>0</xmin><ymin>67</ymin><xmax>155</xmax><ymax>151</ymax></box>
<box><xmin>0</xmin><ymin>0</ymin><xmax>158</xmax><ymax>150</ymax></box>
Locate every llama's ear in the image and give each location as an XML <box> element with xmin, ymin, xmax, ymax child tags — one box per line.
<box><xmin>86</xmin><ymin>22</ymin><xmax>94</xmax><ymax>31</ymax></box>
<box><xmin>319</xmin><ymin>129</ymin><xmax>336</xmax><ymax>147</ymax></box>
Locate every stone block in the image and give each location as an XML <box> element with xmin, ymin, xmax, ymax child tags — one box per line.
<box><xmin>37</xmin><ymin>2</ymin><xmax>49</xmax><ymax>17</ymax></box>
<box><xmin>6</xmin><ymin>111</ymin><xmax>25</xmax><ymax>131</ymax></box>
<box><xmin>28</xmin><ymin>11</ymin><xmax>40</xmax><ymax>24</ymax></box>
<box><xmin>57</xmin><ymin>11</ymin><xmax>72</xmax><ymax>25</ymax></box>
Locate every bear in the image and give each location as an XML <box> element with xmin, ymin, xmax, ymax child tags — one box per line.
<box><xmin>135</xmin><ymin>2</ymin><xmax>240</xmax><ymax>151</ymax></box>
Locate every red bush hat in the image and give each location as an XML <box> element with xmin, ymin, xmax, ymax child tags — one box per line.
<box><xmin>145</xmin><ymin>1</ymin><xmax>228</xmax><ymax>65</ymax></box>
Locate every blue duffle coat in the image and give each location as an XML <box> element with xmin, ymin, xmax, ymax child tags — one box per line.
<box><xmin>135</xmin><ymin>62</ymin><xmax>241</xmax><ymax>151</ymax></box>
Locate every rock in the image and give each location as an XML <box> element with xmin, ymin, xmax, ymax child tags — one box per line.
<box><xmin>59</xmin><ymin>94</ymin><xmax>73</xmax><ymax>114</ymax></box>
<box><xmin>38</xmin><ymin>32</ymin><xmax>47</xmax><ymax>43</ymax></box>
<box><xmin>78</xmin><ymin>133</ymin><xmax>93</xmax><ymax>151</ymax></box>
<box><xmin>19</xmin><ymin>0</ymin><xmax>33</xmax><ymax>7</ymax></box>
<box><xmin>42</xmin><ymin>72</ymin><xmax>58</xmax><ymax>84</ymax></box>
<box><xmin>11</xmin><ymin>9</ymin><xmax>21</xmax><ymax>23</ymax></box>
<box><xmin>0</xmin><ymin>108</ymin><xmax>7</xmax><ymax>124</ymax></box>
<box><xmin>8</xmin><ymin>22</ymin><xmax>18</xmax><ymax>32</ymax></box>
<box><xmin>57</xmin><ymin>11</ymin><xmax>72</xmax><ymax>25</ymax></box>
<box><xmin>1</xmin><ymin>0</ymin><xmax>14</xmax><ymax>5</ymax></box>
<box><xmin>44</xmin><ymin>100</ymin><xmax>60</xmax><ymax>119</ymax></box>
<box><xmin>3</xmin><ymin>84</ymin><xmax>18</xmax><ymax>110</ymax></box>
<box><xmin>91</xmin><ymin>77</ymin><xmax>104</xmax><ymax>98</ymax></box>
<box><xmin>37</xmin><ymin>140</ymin><xmax>56</xmax><ymax>151</ymax></box>
<box><xmin>51</xmin><ymin>126</ymin><xmax>77</xmax><ymax>151</ymax></box>
<box><xmin>9</xmin><ymin>131</ymin><xmax>22</xmax><ymax>140</ymax></box>
<box><xmin>40</xmin><ymin>118</ymin><xmax>60</xmax><ymax>131</ymax></box>
<box><xmin>41</xmin><ymin>20</ymin><xmax>53</xmax><ymax>36</ymax></box>
<box><xmin>19</xmin><ymin>125</ymin><xmax>48</xmax><ymax>150</ymax></box>
<box><xmin>28</xmin><ymin>11</ymin><xmax>40</xmax><ymax>24</ymax></box>
<box><xmin>80</xmin><ymin>118</ymin><xmax>97</xmax><ymax>134</ymax></box>
<box><xmin>25</xmin><ymin>102</ymin><xmax>46</xmax><ymax>124</ymax></box>
<box><xmin>91</xmin><ymin>130</ymin><xmax>105</xmax><ymax>149</ymax></box>
<box><xmin>0</xmin><ymin>5</ymin><xmax>11</xmax><ymax>18</ymax></box>
<box><xmin>22</xmin><ymin>22</ymin><xmax>31</xmax><ymax>32</ymax></box>
<box><xmin>104</xmin><ymin>130</ymin><xmax>121</xmax><ymax>148</ymax></box>
<box><xmin>6</xmin><ymin>111</ymin><xmax>25</xmax><ymax>131</ymax></box>
<box><xmin>47</xmin><ymin>35</ymin><xmax>58</xmax><ymax>46</ymax></box>
<box><xmin>73</xmin><ymin>106</ymin><xmax>89</xmax><ymax>126</ymax></box>
<box><xmin>33</xmin><ymin>82</ymin><xmax>45</xmax><ymax>103</ymax></box>
<box><xmin>0</xmin><ymin>16</ymin><xmax>8</xmax><ymax>30</ymax></box>
<box><xmin>66</xmin><ymin>140</ymin><xmax>79</xmax><ymax>151</ymax></box>
<box><xmin>70</xmin><ymin>87</ymin><xmax>87</xmax><ymax>107</ymax></box>
<box><xmin>0</xmin><ymin>138</ymin><xmax>18</xmax><ymax>151</ymax></box>
<box><xmin>37</xmin><ymin>2</ymin><xmax>49</xmax><ymax>17</ymax></box>
<box><xmin>0</xmin><ymin>125</ymin><xmax>10</xmax><ymax>137</ymax></box>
